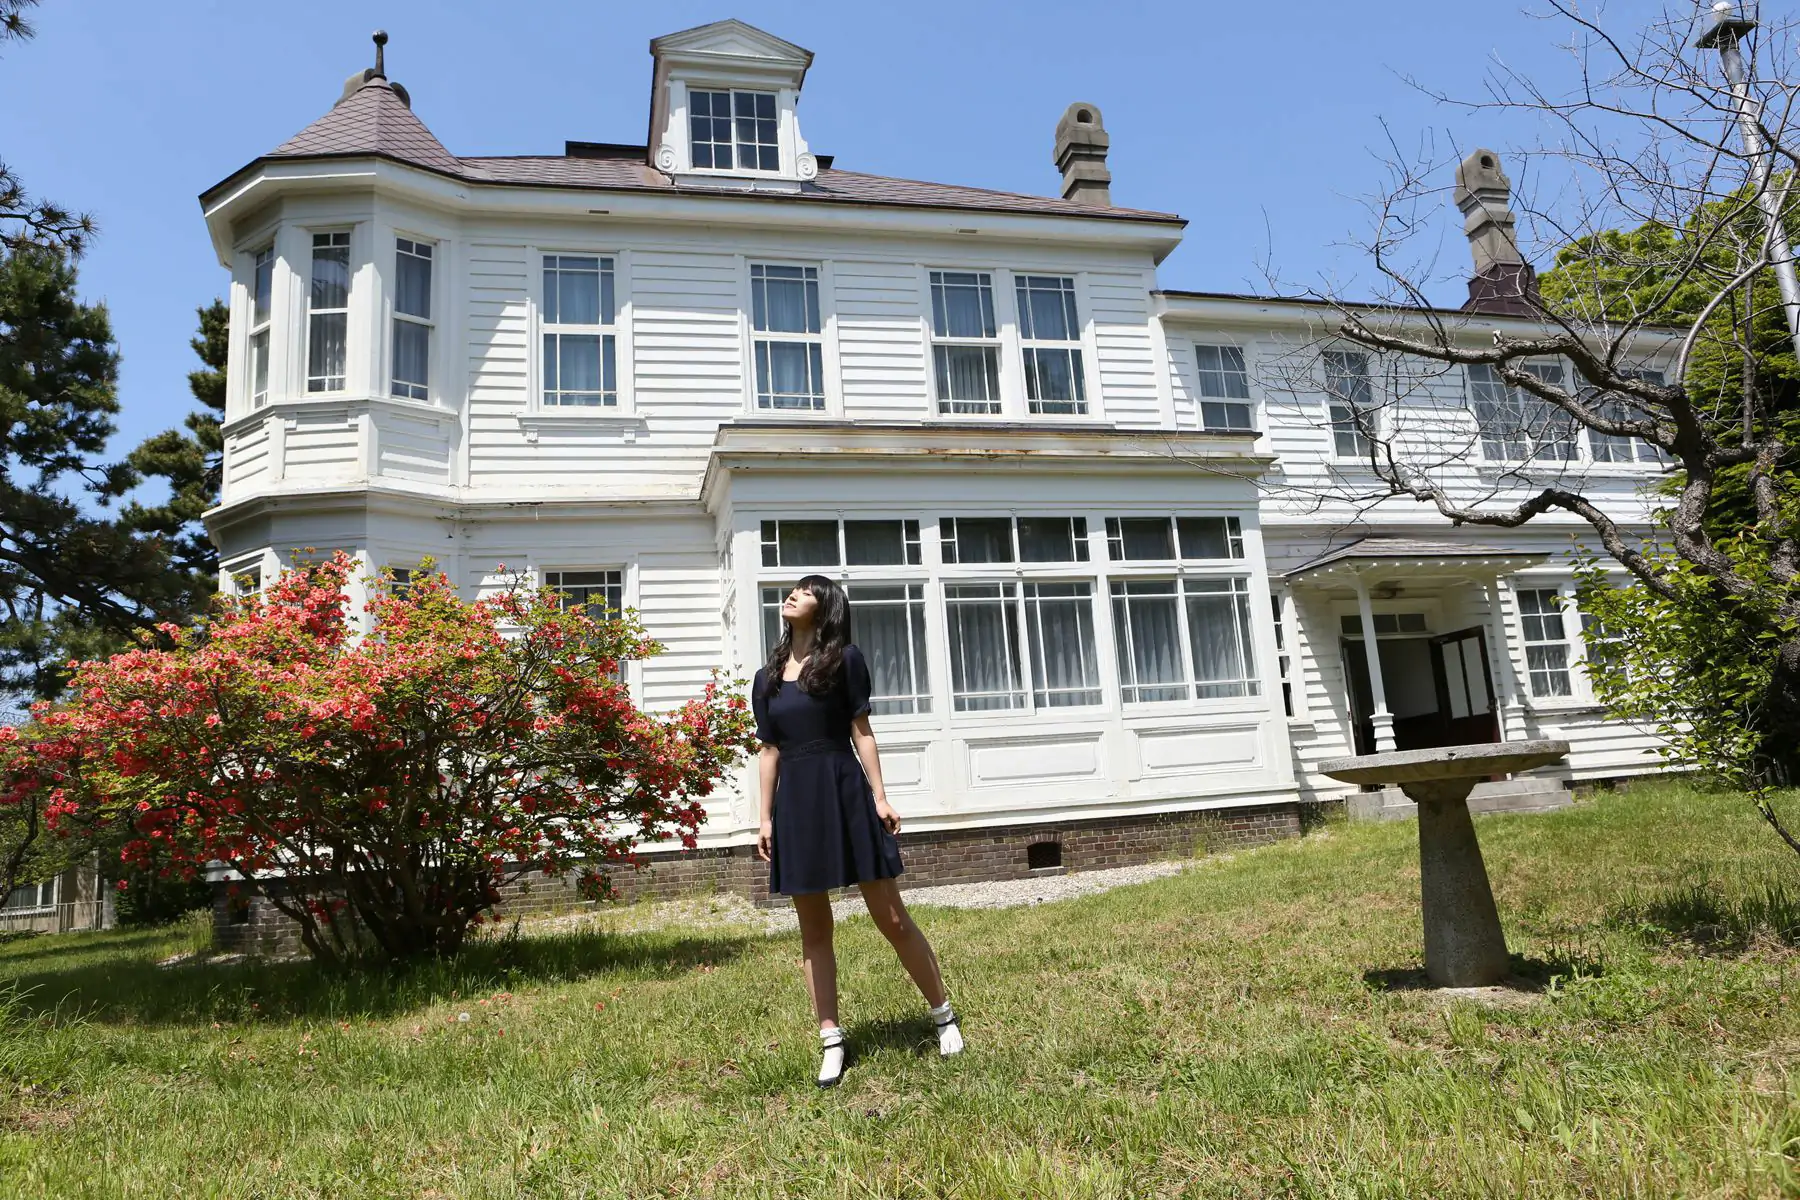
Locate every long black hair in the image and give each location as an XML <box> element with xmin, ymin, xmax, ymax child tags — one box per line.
<box><xmin>763</xmin><ymin>574</ymin><xmax>852</xmax><ymax>696</ymax></box>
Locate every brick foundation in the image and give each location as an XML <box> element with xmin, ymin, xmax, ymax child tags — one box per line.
<box><xmin>212</xmin><ymin>801</ymin><xmax>1304</xmax><ymax>955</ymax></box>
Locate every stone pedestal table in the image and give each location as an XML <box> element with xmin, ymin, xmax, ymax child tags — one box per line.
<box><xmin>1319</xmin><ymin>740</ymin><xmax>1570</xmax><ymax>987</ymax></box>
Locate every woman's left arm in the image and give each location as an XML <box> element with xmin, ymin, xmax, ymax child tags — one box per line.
<box><xmin>850</xmin><ymin>714</ymin><xmax>901</xmax><ymax>835</ymax></box>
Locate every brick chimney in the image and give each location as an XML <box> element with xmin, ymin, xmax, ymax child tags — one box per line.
<box><xmin>1455</xmin><ymin>148</ymin><xmax>1538</xmax><ymax>316</ymax></box>
<box><xmin>1055</xmin><ymin>102</ymin><xmax>1111</xmax><ymax>206</ymax></box>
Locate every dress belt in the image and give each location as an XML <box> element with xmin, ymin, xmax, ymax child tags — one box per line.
<box><xmin>781</xmin><ymin>738</ymin><xmax>855</xmax><ymax>760</ymax></box>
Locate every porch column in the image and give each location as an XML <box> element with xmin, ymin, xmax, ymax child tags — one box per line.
<box><xmin>1485</xmin><ymin>579</ymin><xmax>1523</xmax><ymax>740</ymax></box>
<box><xmin>1353</xmin><ymin>574</ymin><xmax>1397</xmax><ymax>752</ymax></box>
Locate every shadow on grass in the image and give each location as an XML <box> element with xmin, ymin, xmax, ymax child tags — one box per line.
<box><xmin>1363</xmin><ymin>948</ymin><xmax>1605</xmax><ymax>995</ymax></box>
<box><xmin>1608</xmin><ymin>873</ymin><xmax>1800</xmax><ymax>953</ymax></box>
<box><xmin>843</xmin><ymin>1012</ymin><xmax>938</xmax><ymax>1063</ymax></box>
<box><xmin>0</xmin><ymin>927</ymin><xmax>185</xmax><ymax>966</ymax></box>
<box><xmin>0</xmin><ymin>925</ymin><xmax>755</xmax><ymax>1027</ymax></box>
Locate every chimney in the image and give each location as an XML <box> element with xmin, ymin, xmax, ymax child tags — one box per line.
<box><xmin>1055</xmin><ymin>102</ymin><xmax>1111</xmax><ymax>206</ymax></box>
<box><xmin>1455</xmin><ymin>148</ymin><xmax>1537</xmax><ymax>316</ymax></box>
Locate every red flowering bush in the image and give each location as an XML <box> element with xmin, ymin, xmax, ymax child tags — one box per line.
<box><xmin>0</xmin><ymin>554</ymin><xmax>755</xmax><ymax>963</ymax></box>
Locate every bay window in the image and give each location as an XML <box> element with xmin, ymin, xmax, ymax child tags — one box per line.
<box><xmin>249</xmin><ymin>245</ymin><xmax>273</xmax><ymax>408</ymax></box>
<box><xmin>307</xmin><ymin>231</ymin><xmax>350</xmax><ymax>393</ymax></box>
<box><xmin>392</xmin><ymin>237</ymin><xmax>432</xmax><ymax>401</ymax></box>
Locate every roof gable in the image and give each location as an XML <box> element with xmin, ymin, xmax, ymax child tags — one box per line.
<box><xmin>648</xmin><ymin>19</ymin><xmax>813</xmax><ymax>71</ymax></box>
<box><xmin>271</xmin><ymin>79</ymin><xmax>460</xmax><ymax>176</ymax></box>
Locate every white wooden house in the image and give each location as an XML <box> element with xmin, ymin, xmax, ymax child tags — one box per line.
<box><xmin>198</xmin><ymin>21</ymin><xmax>1669</xmax><ymax>891</ymax></box>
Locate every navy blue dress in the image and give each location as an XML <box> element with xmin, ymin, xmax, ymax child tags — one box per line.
<box><xmin>752</xmin><ymin>644</ymin><xmax>905</xmax><ymax>896</ymax></box>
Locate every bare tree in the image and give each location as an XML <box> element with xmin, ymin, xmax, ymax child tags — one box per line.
<box><xmin>1250</xmin><ymin>4</ymin><xmax>1800</xmax><ymax>804</ymax></box>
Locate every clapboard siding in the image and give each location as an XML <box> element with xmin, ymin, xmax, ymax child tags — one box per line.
<box><xmin>377</xmin><ymin>411</ymin><xmax>454</xmax><ymax>483</ymax></box>
<box><xmin>835</xmin><ymin>261</ymin><xmax>929</xmax><ymax>419</ymax></box>
<box><xmin>1087</xmin><ymin>271</ymin><xmax>1162</xmax><ymax>426</ymax></box>
<box><xmin>224</xmin><ymin>420</ymin><xmax>271</xmax><ymax>494</ymax></box>
<box><xmin>284</xmin><ymin>412</ymin><xmax>361</xmax><ymax>480</ymax></box>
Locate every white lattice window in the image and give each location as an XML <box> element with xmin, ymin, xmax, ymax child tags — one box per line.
<box><xmin>1518</xmin><ymin>587</ymin><xmax>1573</xmax><ymax>697</ymax></box>
<box><xmin>1322</xmin><ymin>349</ymin><xmax>1376</xmax><ymax>457</ymax></box>
<box><xmin>1469</xmin><ymin>362</ymin><xmax>1577</xmax><ymax>462</ymax></box>
<box><xmin>689</xmin><ymin>89</ymin><xmax>778</xmax><ymax>172</ymax></box>
<box><xmin>1194</xmin><ymin>344</ymin><xmax>1254</xmax><ymax>431</ymax></box>
<box><xmin>249</xmin><ymin>245</ymin><xmax>273</xmax><ymax>408</ymax></box>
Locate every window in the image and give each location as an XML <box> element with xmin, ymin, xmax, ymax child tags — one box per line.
<box><xmin>1018</xmin><ymin>517</ymin><xmax>1090</xmax><ymax>562</ymax></box>
<box><xmin>751</xmin><ymin>264</ymin><xmax>824</xmax><ymax>411</ymax></box>
<box><xmin>388</xmin><ymin>567</ymin><xmax>414</xmax><ymax>598</ymax></box>
<box><xmin>690</xmin><ymin>89</ymin><xmax>779</xmax><ymax>172</ymax></box>
<box><xmin>307</xmin><ymin>232</ymin><xmax>350</xmax><ymax>393</ymax></box>
<box><xmin>545</xmin><ymin>570</ymin><xmax>623</xmax><ymax>620</ymax></box>
<box><xmin>1322</xmin><ymin>349</ymin><xmax>1376</xmax><ymax>457</ymax></box>
<box><xmin>1587</xmin><ymin>369</ymin><xmax>1665</xmax><ymax>464</ymax></box>
<box><xmin>392</xmin><ymin>237</ymin><xmax>433</xmax><ymax>401</ymax></box>
<box><xmin>944</xmin><ymin>582</ymin><xmax>1025</xmax><ymax>711</ymax></box>
<box><xmin>230</xmin><ymin>564</ymin><xmax>263</xmax><ymax>597</ymax></box>
<box><xmin>249</xmin><ymin>245</ymin><xmax>273</xmax><ymax>408</ymax></box>
<box><xmin>929</xmin><ymin>271</ymin><xmax>1002</xmax><ymax>415</ymax></box>
<box><xmin>1107</xmin><ymin>517</ymin><xmax>1244</xmax><ymax>561</ymax></box>
<box><xmin>940</xmin><ymin>517</ymin><xmax>1014</xmax><ymax>564</ymax></box>
<box><xmin>1111</xmin><ymin>577</ymin><xmax>1259</xmax><ymax>703</ymax></box>
<box><xmin>1194</xmin><ymin>344</ymin><xmax>1254</xmax><ymax>431</ymax></box>
<box><xmin>1580</xmin><ymin>609</ymin><xmax>1626</xmax><ymax>690</ymax></box>
<box><xmin>761</xmin><ymin>520</ymin><xmax>842</xmax><ymax>568</ymax></box>
<box><xmin>2</xmin><ymin>878</ymin><xmax>55</xmax><ymax>913</ymax></box>
<box><xmin>1015</xmin><ymin>275</ymin><xmax>1086</xmax><ymax>415</ymax></box>
<box><xmin>1022</xmin><ymin>582</ymin><xmax>1103</xmax><ymax>707</ymax></box>
<box><xmin>845</xmin><ymin>520</ymin><xmax>922</xmax><ymax>566</ymax></box>
<box><xmin>1271</xmin><ymin>593</ymin><xmax>1293</xmax><ymax>718</ymax></box>
<box><xmin>542</xmin><ymin>255</ymin><xmax>617</xmax><ymax>407</ymax></box>
<box><xmin>760</xmin><ymin>582</ymin><xmax>933</xmax><ymax>715</ymax></box>
<box><xmin>1469</xmin><ymin>362</ymin><xmax>1577</xmax><ymax>462</ymax></box>
<box><xmin>1338</xmin><ymin>612</ymin><xmax>1430</xmax><ymax>637</ymax></box>
<box><xmin>1517</xmin><ymin>588</ymin><xmax>1573</xmax><ymax>697</ymax></box>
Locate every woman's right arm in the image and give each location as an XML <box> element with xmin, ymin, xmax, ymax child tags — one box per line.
<box><xmin>756</xmin><ymin>744</ymin><xmax>780</xmax><ymax>861</ymax></box>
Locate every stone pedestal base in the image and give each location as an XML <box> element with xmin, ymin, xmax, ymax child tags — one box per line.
<box><xmin>1415</xmin><ymin>792</ymin><xmax>1510</xmax><ymax>986</ymax></box>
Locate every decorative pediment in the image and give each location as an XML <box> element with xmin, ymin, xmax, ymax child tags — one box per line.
<box><xmin>649</xmin><ymin>19</ymin><xmax>814</xmax><ymax>78</ymax></box>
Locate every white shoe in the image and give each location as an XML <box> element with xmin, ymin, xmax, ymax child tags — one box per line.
<box><xmin>930</xmin><ymin>1004</ymin><xmax>964</xmax><ymax>1057</ymax></box>
<box><xmin>817</xmin><ymin>1028</ymin><xmax>846</xmax><ymax>1088</ymax></box>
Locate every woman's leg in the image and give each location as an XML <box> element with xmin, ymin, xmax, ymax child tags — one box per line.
<box><xmin>791</xmin><ymin>891</ymin><xmax>840</xmax><ymax>1028</ymax></box>
<box><xmin>857</xmin><ymin>878</ymin><xmax>947</xmax><ymax>1008</ymax></box>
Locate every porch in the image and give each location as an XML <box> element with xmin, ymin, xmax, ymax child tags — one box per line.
<box><xmin>1284</xmin><ymin>537</ymin><xmax>1574</xmax><ymax>820</ymax></box>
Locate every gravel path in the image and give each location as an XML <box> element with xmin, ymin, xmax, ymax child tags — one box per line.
<box><xmin>523</xmin><ymin>858</ymin><xmax>1207</xmax><ymax>939</ymax></box>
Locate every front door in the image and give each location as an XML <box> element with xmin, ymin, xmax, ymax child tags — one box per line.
<box><xmin>1430</xmin><ymin>626</ymin><xmax>1499</xmax><ymax>745</ymax></box>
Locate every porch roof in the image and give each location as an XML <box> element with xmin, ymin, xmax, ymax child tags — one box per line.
<box><xmin>1286</xmin><ymin>536</ymin><xmax>1546</xmax><ymax>584</ymax></box>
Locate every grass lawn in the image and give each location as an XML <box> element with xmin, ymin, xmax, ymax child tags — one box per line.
<box><xmin>3</xmin><ymin>782</ymin><xmax>1800</xmax><ymax>1198</ymax></box>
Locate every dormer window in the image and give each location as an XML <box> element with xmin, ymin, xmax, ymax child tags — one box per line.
<box><xmin>690</xmin><ymin>89</ymin><xmax>779</xmax><ymax>171</ymax></box>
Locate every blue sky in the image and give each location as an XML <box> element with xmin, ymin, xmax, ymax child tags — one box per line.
<box><xmin>2</xmin><ymin>0</ymin><xmax>1680</xmax><ymax>458</ymax></box>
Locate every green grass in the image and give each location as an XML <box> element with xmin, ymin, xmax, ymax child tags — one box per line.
<box><xmin>4</xmin><ymin>782</ymin><xmax>1800</xmax><ymax>1198</ymax></box>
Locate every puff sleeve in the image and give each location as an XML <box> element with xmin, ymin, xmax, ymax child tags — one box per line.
<box><xmin>843</xmin><ymin>644</ymin><xmax>873</xmax><ymax>719</ymax></box>
<box><xmin>750</xmin><ymin>669</ymin><xmax>777</xmax><ymax>745</ymax></box>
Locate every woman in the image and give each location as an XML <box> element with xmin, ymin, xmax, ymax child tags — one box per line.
<box><xmin>752</xmin><ymin>574</ymin><xmax>964</xmax><ymax>1088</ymax></box>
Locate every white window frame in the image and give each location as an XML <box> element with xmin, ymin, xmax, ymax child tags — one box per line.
<box><xmin>248</xmin><ymin>244</ymin><xmax>274</xmax><ymax>410</ymax></box>
<box><xmin>1585</xmin><ymin>368</ymin><xmax>1666</xmax><ymax>466</ymax></box>
<box><xmin>544</xmin><ymin>568</ymin><xmax>632</xmax><ymax>687</ymax></box>
<box><xmin>1014</xmin><ymin>273</ymin><xmax>1089</xmax><ymax>417</ymax></box>
<box><xmin>1516</xmin><ymin>584</ymin><xmax>1576</xmax><ymax>700</ymax></box>
<box><xmin>305</xmin><ymin>230</ymin><xmax>352</xmax><ymax>394</ymax></box>
<box><xmin>391</xmin><ymin>235</ymin><xmax>434</xmax><ymax>402</ymax></box>
<box><xmin>747</xmin><ymin>261</ymin><xmax>827</xmax><ymax>412</ymax></box>
<box><xmin>1469</xmin><ymin>360</ymin><xmax>1578</xmax><ymax>463</ymax></box>
<box><xmin>539</xmin><ymin>252</ymin><xmax>621</xmax><ymax>409</ymax></box>
<box><xmin>687</xmin><ymin>87</ymin><xmax>782</xmax><ymax>174</ymax></box>
<box><xmin>1321</xmin><ymin>348</ymin><xmax>1378</xmax><ymax>458</ymax></box>
<box><xmin>1192</xmin><ymin>343</ymin><xmax>1257</xmax><ymax>432</ymax></box>
<box><xmin>926</xmin><ymin>268</ymin><xmax>1005</xmax><ymax>416</ymax></box>
<box><xmin>1</xmin><ymin>876</ymin><xmax>56</xmax><ymax>914</ymax></box>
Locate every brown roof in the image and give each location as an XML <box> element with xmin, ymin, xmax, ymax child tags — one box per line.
<box><xmin>220</xmin><ymin>85</ymin><xmax>1183</xmax><ymax>225</ymax></box>
<box><xmin>272</xmin><ymin>78</ymin><xmax>460</xmax><ymax>175</ymax></box>
<box><xmin>1287</xmin><ymin>537</ymin><xmax>1541</xmax><ymax>578</ymax></box>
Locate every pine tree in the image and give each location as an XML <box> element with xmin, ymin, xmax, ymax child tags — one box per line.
<box><xmin>122</xmin><ymin>300</ymin><xmax>227</xmax><ymax>581</ymax></box>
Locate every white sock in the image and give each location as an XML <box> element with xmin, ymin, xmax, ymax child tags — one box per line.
<box><xmin>818</xmin><ymin>1026</ymin><xmax>846</xmax><ymax>1085</ymax></box>
<box><xmin>929</xmin><ymin>1001</ymin><xmax>964</xmax><ymax>1057</ymax></box>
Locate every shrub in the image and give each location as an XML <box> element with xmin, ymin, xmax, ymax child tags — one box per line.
<box><xmin>0</xmin><ymin>555</ymin><xmax>755</xmax><ymax>963</ymax></box>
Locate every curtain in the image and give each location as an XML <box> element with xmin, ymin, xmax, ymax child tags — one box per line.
<box><xmin>945</xmin><ymin>583</ymin><xmax>1023</xmax><ymax>711</ymax></box>
<box><xmin>392</xmin><ymin>320</ymin><xmax>430</xmax><ymax>396</ymax></box>
<box><xmin>1111</xmin><ymin>580</ymin><xmax>1186</xmax><ymax>702</ymax></box>
<box><xmin>849</xmin><ymin>586</ymin><xmax>930</xmax><ymax>714</ymax></box>
<box><xmin>1025</xmin><ymin>583</ymin><xmax>1100</xmax><ymax>707</ymax></box>
<box><xmin>1186</xmin><ymin>580</ymin><xmax>1256</xmax><ymax>698</ymax></box>
<box><xmin>934</xmin><ymin>345</ymin><xmax>1000</xmax><ymax>410</ymax></box>
<box><xmin>308</xmin><ymin>312</ymin><xmax>346</xmax><ymax>388</ymax></box>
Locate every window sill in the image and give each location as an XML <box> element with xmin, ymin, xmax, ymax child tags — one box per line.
<box><xmin>1525</xmin><ymin>699</ymin><xmax>1608</xmax><ymax>716</ymax></box>
<box><xmin>516</xmin><ymin>410</ymin><xmax>645</xmax><ymax>444</ymax></box>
